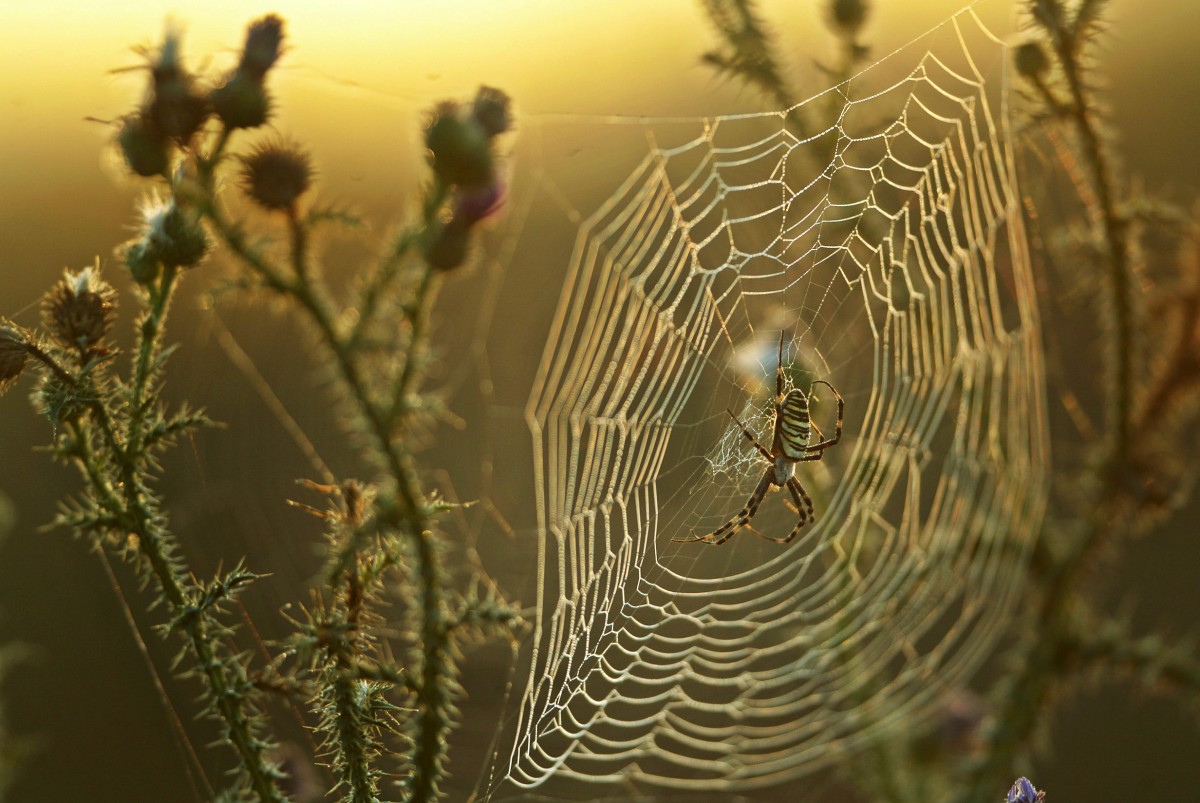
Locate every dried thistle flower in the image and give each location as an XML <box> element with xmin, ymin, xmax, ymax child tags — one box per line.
<box><xmin>425</xmin><ymin>101</ymin><xmax>493</xmax><ymax>189</ymax></box>
<box><xmin>239</xmin><ymin>15</ymin><xmax>285</xmax><ymax>80</ymax></box>
<box><xmin>139</xmin><ymin>194</ymin><xmax>210</xmax><ymax>268</ymax></box>
<box><xmin>117</xmin><ymin>113</ymin><xmax>171</xmax><ymax>177</ymax></box>
<box><xmin>240</xmin><ymin>140</ymin><xmax>313</xmax><ymax>211</ymax></box>
<box><xmin>41</xmin><ymin>261</ymin><xmax>118</xmax><ymax>351</ymax></box>
<box><xmin>0</xmin><ymin>321</ymin><xmax>30</xmax><ymax>395</ymax></box>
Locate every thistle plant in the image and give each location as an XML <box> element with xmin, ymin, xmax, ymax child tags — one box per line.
<box><xmin>697</xmin><ymin>0</ymin><xmax>1200</xmax><ymax>800</ymax></box>
<box><xmin>1</xmin><ymin>15</ymin><xmax>517</xmax><ymax>802</ymax></box>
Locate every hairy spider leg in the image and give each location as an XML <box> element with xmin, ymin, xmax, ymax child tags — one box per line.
<box><xmin>673</xmin><ymin>469</ymin><xmax>774</xmax><ymax>545</ymax></box>
<box><xmin>775</xmin><ymin>330</ymin><xmax>787</xmax><ymax>400</ymax></box>
<box><xmin>805</xmin><ymin>379</ymin><xmax>844</xmax><ymax>452</ymax></box>
<box><xmin>727</xmin><ymin>408</ymin><xmax>773</xmax><ymax>460</ymax></box>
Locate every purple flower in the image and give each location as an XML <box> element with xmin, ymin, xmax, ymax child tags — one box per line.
<box><xmin>454</xmin><ymin>181</ymin><xmax>506</xmax><ymax>226</ymax></box>
<box><xmin>1007</xmin><ymin>777</ymin><xmax>1045</xmax><ymax>803</ymax></box>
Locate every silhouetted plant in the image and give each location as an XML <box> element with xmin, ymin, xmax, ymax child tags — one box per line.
<box><xmin>696</xmin><ymin>1</ymin><xmax>1200</xmax><ymax>801</ymax></box>
<box><xmin>0</xmin><ymin>15</ymin><xmax>517</xmax><ymax>802</ymax></box>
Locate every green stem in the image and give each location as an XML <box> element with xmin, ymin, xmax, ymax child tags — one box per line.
<box><xmin>205</xmin><ymin>157</ymin><xmax>459</xmax><ymax>799</ymax></box>
<box><xmin>390</xmin><ymin>267</ymin><xmax>440</xmax><ymax>427</ymax></box>
<box><xmin>1054</xmin><ymin>33</ymin><xmax>1134</xmax><ymax>474</ymax></box>
<box><xmin>957</xmin><ymin>23</ymin><xmax>1139</xmax><ymax>802</ymax></box>
<box><xmin>329</xmin><ymin>661</ymin><xmax>379</xmax><ymax>802</ymax></box>
<box><xmin>89</xmin><ymin>265</ymin><xmax>284</xmax><ymax>801</ymax></box>
<box><xmin>347</xmin><ymin>227</ymin><xmax>422</xmax><ymax>351</ymax></box>
<box><xmin>128</xmin><ymin>265</ymin><xmax>178</xmax><ymax>455</ymax></box>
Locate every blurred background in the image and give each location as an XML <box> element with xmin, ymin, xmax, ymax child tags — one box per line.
<box><xmin>0</xmin><ymin>0</ymin><xmax>1197</xmax><ymax>800</ymax></box>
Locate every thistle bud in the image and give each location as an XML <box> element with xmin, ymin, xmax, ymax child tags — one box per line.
<box><xmin>240</xmin><ymin>15</ymin><xmax>285</xmax><ymax>80</ymax></box>
<box><xmin>0</xmin><ymin>321</ymin><xmax>30</xmax><ymax>395</ymax></box>
<box><xmin>1007</xmin><ymin>777</ymin><xmax>1045</xmax><ymax>803</ymax></box>
<box><xmin>455</xmin><ymin>181</ymin><xmax>505</xmax><ymax>226</ymax></box>
<box><xmin>425</xmin><ymin>102</ymin><xmax>493</xmax><ymax>189</ymax></box>
<box><xmin>122</xmin><ymin>239</ymin><xmax>162</xmax><ymax>285</ymax></box>
<box><xmin>118</xmin><ymin>114</ymin><xmax>171</xmax><ymax>177</ymax></box>
<box><xmin>148</xmin><ymin>27</ymin><xmax>209</xmax><ymax>142</ymax></box>
<box><xmin>471</xmin><ymin>86</ymin><xmax>512</xmax><ymax>139</ymax></box>
<box><xmin>140</xmin><ymin>195</ymin><xmax>209</xmax><ymax>268</ymax></box>
<box><xmin>828</xmin><ymin>0</ymin><xmax>870</xmax><ymax>36</ymax></box>
<box><xmin>1014</xmin><ymin>41</ymin><xmax>1050</xmax><ymax>82</ymax></box>
<box><xmin>211</xmin><ymin>69</ymin><xmax>271</xmax><ymax>129</ymax></box>
<box><xmin>422</xmin><ymin>215</ymin><xmax>472</xmax><ymax>272</ymax></box>
<box><xmin>41</xmin><ymin>261</ymin><xmax>118</xmax><ymax>351</ymax></box>
<box><xmin>240</xmin><ymin>141</ymin><xmax>313</xmax><ymax>211</ymax></box>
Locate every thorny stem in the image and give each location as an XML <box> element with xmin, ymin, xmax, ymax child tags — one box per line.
<box><xmin>128</xmin><ymin>265</ymin><xmax>178</xmax><ymax>455</ymax></box>
<box><xmin>206</xmin><ymin>192</ymin><xmax>455</xmax><ymax>800</ymax></box>
<box><xmin>958</xmin><ymin>16</ymin><xmax>1141</xmax><ymax>802</ymax></box>
<box><xmin>128</xmin><ymin>274</ymin><xmax>286</xmax><ymax>803</ymax></box>
<box><xmin>49</xmin><ymin>269</ymin><xmax>285</xmax><ymax>801</ymax></box>
<box><xmin>347</xmin><ymin>227</ymin><xmax>422</xmax><ymax>351</ymax></box>
<box><xmin>1052</xmin><ymin>30</ymin><xmax>1135</xmax><ymax>475</ymax></box>
<box><xmin>330</xmin><ymin>660</ymin><xmax>379</xmax><ymax>802</ymax></box>
<box><xmin>391</xmin><ymin>267</ymin><xmax>440</xmax><ymax>428</ymax></box>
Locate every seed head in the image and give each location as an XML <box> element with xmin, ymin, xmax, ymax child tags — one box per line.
<box><xmin>0</xmin><ymin>321</ymin><xmax>31</xmax><ymax>395</ymax></box>
<box><xmin>471</xmin><ymin>86</ymin><xmax>513</xmax><ymax>139</ymax></box>
<box><xmin>1014</xmin><ymin>41</ymin><xmax>1050</xmax><ymax>82</ymax></box>
<box><xmin>118</xmin><ymin>114</ymin><xmax>171</xmax><ymax>177</ymax></box>
<box><xmin>240</xmin><ymin>15</ymin><xmax>285</xmax><ymax>80</ymax></box>
<box><xmin>211</xmin><ymin>69</ymin><xmax>272</xmax><ymax>129</ymax></box>
<box><xmin>425</xmin><ymin>101</ymin><xmax>493</xmax><ymax>189</ymax></box>
<box><xmin>41</xmin><ymin>261</ymin><xmax>118</xmax><ymax>351</ymax></box>
<box><xmin>240</xmin><ymin>140</ymin><xmax>314</xmax><ymax>211</ymax></box>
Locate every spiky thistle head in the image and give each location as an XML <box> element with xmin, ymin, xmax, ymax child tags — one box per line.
<box><xmin>239</xmin><ymin>15</ymin><xmax>285</xmax><ymax>79</ymax></box>
<box><xmin>137</xmin><ymin>193</ymin><xmax>210</xmax><ymax>268</ymax></box>
<box><xmin>240</xmin><ymin>140</ymin><xmax>314</xmax><ymax>212</ymax></box>
<box><xmin>146</xmin><ymin>24</ymin><xmax>209</xmax><ymax>142</ymax></box>
<box><xmin>117</xmin><ymin>113</ymin><xmax>171</xmax><ymax>177</ymax></box>
<box><xmin>41</xmin><ymin>260</ymin><xmax>118</xmax><ymax>351</ymax></box>
<box><xmin>211</xmin><ymin>70</ymin><xmax>272</xmax><ymax>130</ymax></box>
<box><xmin>828</xmin><ymin>0</ymin><xmax>871</xmax><ymax>36</ymax></box>
<box><xmin>211</xmin><ymin>15</ymin><xmax>286</xmax><ymax>130</ymax></box>
<box><xmin>424</xmin><ymin>101</ymin><xmax>493</xmax><ymax>189</ymax></box>
<box><xmin>471</xmin><ymin>86</ymin><xmax>513</xmax><ymax>139</ymax></box>
<box><xmin>0</xmin><ymin>321</ymin><xmax>31</xmax><ymax>395</ymax></box>
<box><xmin>1015</xmin><ymin>40</ymin><xmax>1050</xmax><ymax>82</ymax></box>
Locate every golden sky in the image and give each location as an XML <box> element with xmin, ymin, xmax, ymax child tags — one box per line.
<box><xmin>0</xmin><ymin>0</ymin><xmax>1194</xmax><ymax>299</ymax></box>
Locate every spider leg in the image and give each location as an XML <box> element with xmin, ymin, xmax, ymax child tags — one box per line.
<box><xmin>674</xmin><ymin>469</ymin><xmax>773</xmax><ymax>546</ymax></box>
<box><xmin>726</xmin><ymin>409</ymin><xmax>773</xmax><ymax>462</ymax></box>
<box><xmin>776</xmin><ymin>330</ymin><xmax>786</xmax><ymax>400</ymax></box>
<box><xmin>775</xmin><ymin>477</ymin><xmax>815</xmax><ymax>543</ymax></box>
<box><xmin>804</xmin><ymin>379</ymin><xmax>844</xmax><ymax>452</ymax></box>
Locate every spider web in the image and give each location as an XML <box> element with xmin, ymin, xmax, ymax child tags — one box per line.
<box><xmin>479</xmin><ymin>6</ymin><xmax>1047</xmax><ymax>798</ymax></box>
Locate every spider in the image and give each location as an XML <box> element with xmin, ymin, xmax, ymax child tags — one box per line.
<box><xmin>676</xmin><ymin>331</ymin><xmax>844</xmax><ymax>546</ymax></box>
